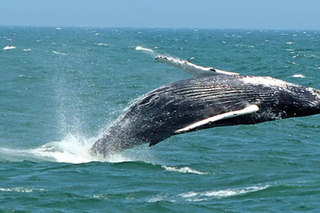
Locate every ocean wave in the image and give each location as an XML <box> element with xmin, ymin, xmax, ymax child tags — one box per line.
<box><xmin>52</xmin><ymin>50</ymin><xmax>68</xmax><ymax>56</ymax></box>
<box><xmin>3</xmin><ymin>45</ymin><xmax>16</xmax><ymax>50</ymax></box>
<box><xmin>292</xmin><ymin>74</ymin><xmax>306</xmax><ymax>78</ymax></box>
<box><xmin>95</xmin><ymin>43</ymin><xmax>109</xmax><ymax>47</ymax></box>
<box><xmin>0</xmin><ymin>187</ymin><xmax>46</xmax><ymax>193</ymax></box>
<box><xmin>162</xmin><ymin>165</ymin><xmax>207</xmax><ymax>175</ymax></box>
<box><xmin>135</xmin><ymin>46</ymin><xmax>154</xmax><ymax>53</ymax></box>
<box><xmin>179</xmin><ymin>185</ymin><xmax>270</xmax><ymax>201</ymax></box>
<box><xmin>23</xmin><ymin>48</ymin><xmax>32</xmax><ymax>52</ymax></box>
<box><xmin>147</xmin><ymin>194</ymin><xmax>169</xmax><ymax>203</ymax></box>
<box><xmin>147</xmin><ymin>185</ymin><xmax>270</xmax><ymax>203</ymax></box>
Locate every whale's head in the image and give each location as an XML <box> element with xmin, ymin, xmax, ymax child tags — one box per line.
<box><xmin>237</xmin><ymin>76</ymin><xmax>320</xmax><ymax>118</ymax></box>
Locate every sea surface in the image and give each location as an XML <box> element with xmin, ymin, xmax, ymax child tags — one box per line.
<box><xmin>1</xmin><ymin>27</ymin><xmax>320</xmax><ymax>212</ymax></box>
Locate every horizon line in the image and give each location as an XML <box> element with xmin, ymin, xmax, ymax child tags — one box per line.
<box><xmin>0</xmin><ymin>25</ymin><xmax>319</xmax><ymax>32</ymax></box>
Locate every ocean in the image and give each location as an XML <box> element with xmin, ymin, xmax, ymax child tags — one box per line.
<box><xmin>1</xmin><ymin>27</ymin><xmax>320</xmax><ymax>212</ymax></box>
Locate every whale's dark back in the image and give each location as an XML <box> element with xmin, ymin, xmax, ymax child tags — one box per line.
<box><xmin>90</xmin><ymin>75</ymin><xmax>320</xmax><ymax>157</ymax></box>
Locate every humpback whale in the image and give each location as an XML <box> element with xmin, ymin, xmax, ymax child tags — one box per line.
<box><xmin>90</xmin><ymin>74</ymin><xmax>320</xmax><ymax>157</ymax></box>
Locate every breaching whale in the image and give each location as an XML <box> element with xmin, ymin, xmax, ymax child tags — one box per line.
<box><xmin>90</xmin><ymin>74</ymin><xmax>320</xmax><ymax>157</ymax></box>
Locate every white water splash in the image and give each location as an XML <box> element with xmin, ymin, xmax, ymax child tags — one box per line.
<box><xmin>30</xmin><ymin>135</ymin><xmax>97</xmax><ymax>163</ymax></box>
<box><xmin>0</xmin><ymin>134</ymin><xmax>155</xmax><ymax>164</ymax></box>
<box><xmin>0</xmin><ymin>135</ymin><xmax>97</xmax><ymax>164</ymax></box>
<box><xmin>162</xmin><ymin>166</ymin><xmax>207</xmax><ymax>175</ymax></box>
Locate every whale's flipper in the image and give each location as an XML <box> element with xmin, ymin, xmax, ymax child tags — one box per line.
<box><xmin>175</xmin><ymin>105</ymin><xmax>259</xmax><ymax>134</ymax></box>
<box><xmin>155</xmin><ymin>55</ymin><xmax>239</xmax><ymax>77</ymax></box>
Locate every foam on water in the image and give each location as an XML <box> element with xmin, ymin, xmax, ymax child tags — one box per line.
<box><xmin>0</xmin><ymin>187</ymin><xmax>46</xmax><ymax>193</ymax></box>
<box><xmin>162</xmin><ymin>166</ymin><xmax>207</xmax><ymax>175</ymax></box>
<box><xmin>179</xmin><ymin>185</ymin><xmax>270</xmax><ymax>201</ymax></box>
<box><xmin>147</xmin><ymin>185</ymin><xmax>270</xmax><ymax>203</ymax></box>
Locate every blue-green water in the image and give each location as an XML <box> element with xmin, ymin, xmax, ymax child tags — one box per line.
<box><xmin>1</xmin><ymin>27</ymin><xmax>320</xmax><ymax>212</ymax></box>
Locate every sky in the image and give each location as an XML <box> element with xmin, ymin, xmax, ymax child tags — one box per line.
<box><xmin>1</xmin><ymin>0</ymin><xmax>319</xmax><ymax>30</ymax></box>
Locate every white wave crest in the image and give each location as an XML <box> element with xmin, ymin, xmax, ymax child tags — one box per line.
<box><xmin>148</xmin><ymin>194</ymin><xmax>169</xmax><ymax>203</ymax></box>
<box><xmin>179</xmin><ymin>185</ymin><xmax>269</xmax><ymax>201</ymax></box>
<box><xmin>52</xmin><ymin>50</ymin><xmax>68</xmax><ymax>56</ymax></box>
<box><xmin>3</xmin><ymin>45</ymin><xmax>16</xmax><ymax>50</ymax></box>
<box><xmin>95</xmin><ymin>43</ymin><xmax>109</xmax><ymax>47</ymax></box>
<box><xmin>162</xmin><ymin>166</ymin><xmax>207</xmax><ymax>175</ymax></box>
<box><xmin>0</xmin><ymin>187</ymin><xmax>46</xmax><ymax>193</ymax></box>
<box><xmin>292</xmin><ymin>74</ymin><xmax>306</xmax><ymax>78</ymax></box>
<box><xmin>135</xmin><ymin>46</ymin><xmax>154</xmax><ymax>53</ymax></box>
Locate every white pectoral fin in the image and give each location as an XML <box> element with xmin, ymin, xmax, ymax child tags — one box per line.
<box><xmin>155</xmin><ymin>55</ymin><xmax>185</xmax><ymax>68</ymax></box>
<box><xmin>213</xmin><ymin>68</ymin><xmax>239</xmax><ymax>76</ymax></box>
<box><xmin>175</xmin><ymin>105</ymin><xmax>259</xmax><ymax>134</ymax></box>
<box><xmin>156</xmin><ymin>55</ymin><xmax>239</xmax><ymax>76</ymax></box>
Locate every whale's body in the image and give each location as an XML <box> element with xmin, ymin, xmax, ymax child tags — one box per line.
<box><xmin>90</xmin><ymin>75</ymin><xmax>320</xmax><ymax>157</ymax></box>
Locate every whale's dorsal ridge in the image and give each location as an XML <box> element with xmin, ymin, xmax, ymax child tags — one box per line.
<box><xmin>175</xmin><ymin>104</ymin><xmax>260</xmax><ymax>134</ymax></box>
